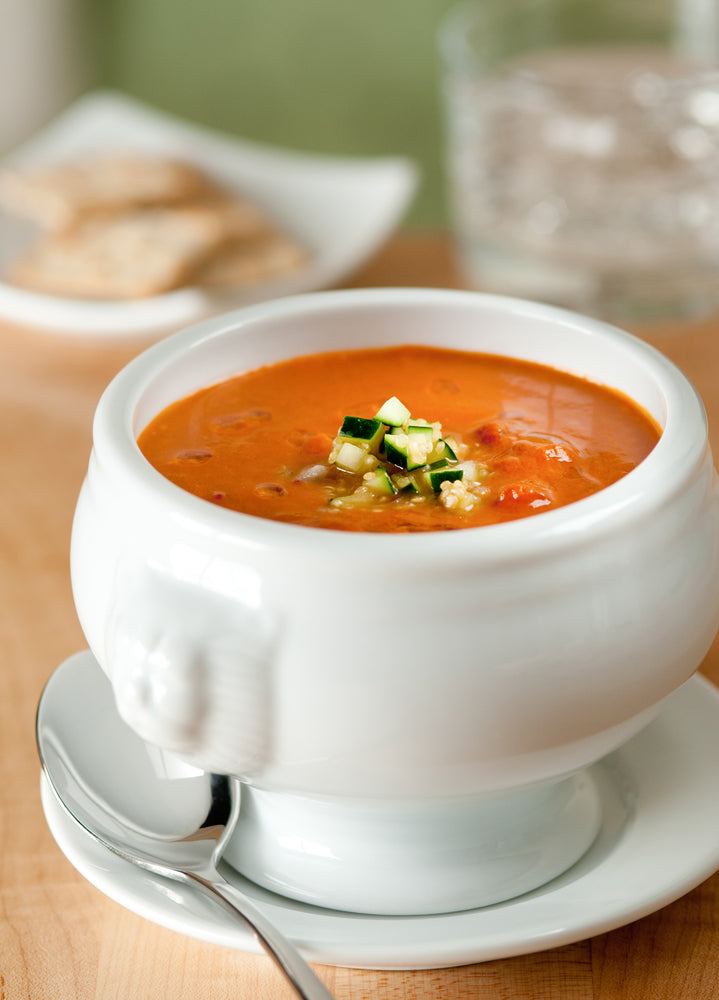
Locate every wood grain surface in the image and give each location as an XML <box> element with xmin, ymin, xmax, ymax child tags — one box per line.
<box><xmin>2</xmin><ymin>232</ymin><xmax>719</xmax><ymax>999</ymax></box>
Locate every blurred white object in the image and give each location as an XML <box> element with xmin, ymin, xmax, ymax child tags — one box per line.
<box><xmin>440</xmin><ymin>0</ymin><xmax>719</xmax><ymax>322</ymax></box>
<box><xmin>0</xmin><ymin>91</ymin><xmax>417</xmax><ymax>337</ymax></box>
<box><xmin>0</xmin><ymin>0</ymin><xmax>90</xmax><ymax>153</ymax></box>
<box><xmin>677</xmin><ymin>0</ymin><xmax>719</xmax><ymax>65</ymax></box>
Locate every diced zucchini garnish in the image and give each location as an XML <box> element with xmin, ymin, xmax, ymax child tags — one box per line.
<box><xmin>335</xmin><ymin>440</ymin><xmax>370</xmax><ymax>473</ymax></box>
<box><xmin>326</xmin><ymin>394</ymin><xmax>483</xmax><ymax>514</ymax></box>
<box><xmin>408</xmin><ymin>470</ymin><xmax>435</xmax><ymax>494</ymax></box>
<box><xmin>375</xmin><ymin>396</ymin><xmax>411</xmax><ymax>426</ymax></box>
<box><xmin>384</xmin><ymin>433</ymin><xmax>410</xmax><ymax>469</ymax></box>
<box><xmin>393</xmin><ymin>474</ymin><xmax>419</xmax><ymax>494</ymax></box>
<box><xmin>428</xmin><ymin>466</ymin><xmax>464</xmax><ymax>491</ymax></box>
<box><xmin>428</xmin><ymin>438</ymin><xmax>458</xmax><ymax>464</ymax></box>
<box><xmin>407</xmin><ymin>435</ymin><xmax>434</xmax><ymax>468</ymax></box>
<box><xmin>330</xmin><ymin>490</ymin><xmax>373</xmax><ymax>508</ymax></box>
<box><xmin>406</xmin><ymin>422</ymin><xmax>433</xmax><ymax>437</ymax></box>
<box><xmin>364</xmin><ymin>467</ymin><xmax>397</xmax><ymax>496</ymax></box>
<box><xmin>338</xmin><ymin>416</ymin><xmax>384</xmax><ymax>451</ymax></box>
<box><xmin>385</xmin><ymin>432</ymin><xmax>429</xmax><ymax>471</ymax></box>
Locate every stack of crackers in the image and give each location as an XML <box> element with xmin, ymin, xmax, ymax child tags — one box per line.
<box><xmin>0</xmin><ymin>155</ymin><xmax>309</xmax><ymax>299</ymax></box>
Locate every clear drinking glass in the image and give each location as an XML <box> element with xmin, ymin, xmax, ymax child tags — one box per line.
<box><xmin>440</xmin><ymin>0</ymin><xmax>719</xmax><ymax>321</ymax></box>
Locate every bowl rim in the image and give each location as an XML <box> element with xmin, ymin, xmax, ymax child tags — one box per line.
<box><xmin>90</xmin><ymin>286</ymin><xmax>709</xmax><ymax>564</ymax></box>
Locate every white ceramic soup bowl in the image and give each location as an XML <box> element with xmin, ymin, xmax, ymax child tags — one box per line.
<box><xmin>71</xmin><ymin>288</ymin><xmax>719</xmax><ymax>916</ymax></box>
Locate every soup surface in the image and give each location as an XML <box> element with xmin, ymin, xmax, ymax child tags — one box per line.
<box><xmin>137</xmin><ymin>345</ymin><xmax>661</xmax><ymax>532</ymax></box>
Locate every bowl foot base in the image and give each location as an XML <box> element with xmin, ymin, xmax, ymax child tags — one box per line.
<box><xmin>224</xmin><ymin>771</ymin><xmax>602</xmax><ymax>915</ymax></box>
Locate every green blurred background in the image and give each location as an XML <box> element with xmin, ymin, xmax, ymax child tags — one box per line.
<box><xmin>92</xmin><ymin>0</ymin><xmax>459</xmax><ymax>227</ymax></box>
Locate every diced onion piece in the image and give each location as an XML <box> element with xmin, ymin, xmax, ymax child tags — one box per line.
<box><xmin>457</xmin><ymin>460</ymin><xmax>484</xmax><ymax>482</ymax></box>
<box><xmin>296</xmin><ymin>464</ymin><xmax>329</xmax><ymax>481</ymax></box>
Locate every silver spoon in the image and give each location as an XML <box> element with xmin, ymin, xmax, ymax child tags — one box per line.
<box><xmin>36</xmin><ymin>652</ymin><xmax>336</xmax><ymax>1000</ymax></box>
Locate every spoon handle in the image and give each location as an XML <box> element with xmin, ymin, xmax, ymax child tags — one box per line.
<box><xmin>187</xmin><ymin>871</ymin><xmax>336</xmax><ymax>1000</ymax></box>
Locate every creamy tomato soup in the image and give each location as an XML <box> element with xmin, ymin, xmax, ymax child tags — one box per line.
<box><xmin>137</xmin><ymin>345</ymin><xmax>660</xmax><ymax>532</ymax></box>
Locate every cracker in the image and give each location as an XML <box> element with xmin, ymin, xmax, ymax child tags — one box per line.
<box><xmin>1</xmin><ymin>152</ymin><xmax>311</xmax><ymax>299</ymax></box>
<box><xmin>194</xmin><ymin>232</ymin><xmax>309</xmax><ymax>288</ymax></box>
<box><xmin>8</xmin><ymin>204</ymin><xmax>227</xmax><ymax>299</ymax></box>
<box><xmin>0</xmin><ymin>156</ymin><xmax>209</xmax><ymax>229</ymax></box>
<box><xmin>191</xmin><ymin>188</ymin><xmax>276</xmax><ymax>241</ymax></box>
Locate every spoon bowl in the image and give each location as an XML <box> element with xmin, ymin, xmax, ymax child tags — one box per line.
<box><xmin>36</xmin><ymin>651</ymin><xmax>335</xmax><ymax>1000</ymax></box>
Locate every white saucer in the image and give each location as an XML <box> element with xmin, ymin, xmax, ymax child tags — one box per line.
<box><xmin>41</xmin><ymin>665</ymin><xmax>719</xmax><ymax>970</ymax></box>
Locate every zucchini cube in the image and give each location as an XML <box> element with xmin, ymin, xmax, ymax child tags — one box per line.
<box><xmin>428</xmin><ymin>466</ymin><xmax>464</xmax><ymax>491</ymax></box>
<box><xmin>364</xmin><ymin>467</ymin><xmax>397</xmax><ymax>496</ymax></box>
<box><xmin>335</xmin><ymin>440</ymin><xmax>370</xmax><ymax>473</ymax></box>
<box><xmin>375</xmin><ymin>396</ymin><xmax>411</xmax><ymax>426</ymax></box>
<box><xmin>337</xmin><ymin>416</ymin><xmax>384</xmax><ymax>452</ymax></box>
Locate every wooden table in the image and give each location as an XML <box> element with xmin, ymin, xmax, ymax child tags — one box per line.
<box><xmin>3</xmin><ymin>232</ymin><xmax>719</xmax><ymax>999</ymax></box>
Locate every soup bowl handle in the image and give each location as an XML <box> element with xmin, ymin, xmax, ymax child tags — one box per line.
<box><xmin>103</xmin><ymin>568</ymin><xmax>275</xmax><ymax>777</ymax></box>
